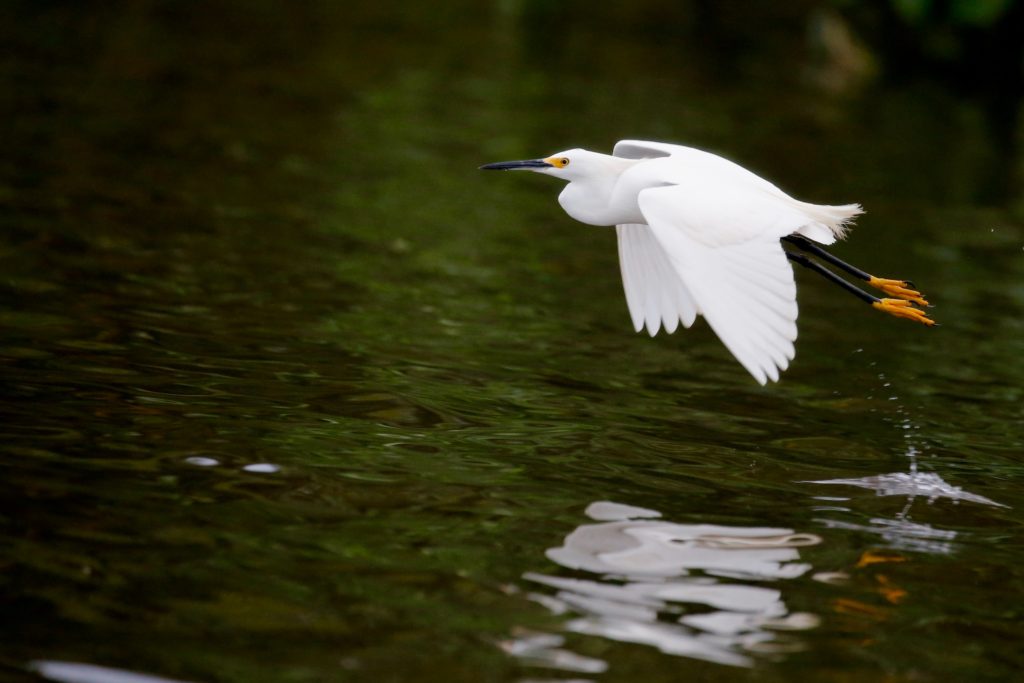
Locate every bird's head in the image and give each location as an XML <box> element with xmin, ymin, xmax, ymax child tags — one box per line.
<box><xmin>480</xmin><ymin>149</ymin><xmax>597</xmax><ymax>181</ymax></box>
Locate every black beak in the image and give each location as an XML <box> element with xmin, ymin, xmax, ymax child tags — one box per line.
<box><xmin>479</xmin><ymin>159</ymin><xmax>553</xmax><ymax>171</ymax></box>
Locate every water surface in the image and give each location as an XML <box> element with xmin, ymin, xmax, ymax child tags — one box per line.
<box><xmin>2</xmin><ymin>2</ymin><xmax>1023</xmax><ymax>682</ymax></box>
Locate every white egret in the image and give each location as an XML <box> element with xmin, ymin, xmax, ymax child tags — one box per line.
<box><xmin>482</xmin><ymin>140</ymin><xmax>933</xmax><ymax>385</ymax></box>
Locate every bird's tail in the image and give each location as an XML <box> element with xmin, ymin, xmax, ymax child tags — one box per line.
<box><xmin>796</xmin><ymin>202</ymin><xmax>863</xmax><ymax>244</ymax></box>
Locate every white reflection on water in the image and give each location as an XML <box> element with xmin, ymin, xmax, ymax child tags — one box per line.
<box><xmin>498</xmin><ymin>630</ymin><xmax>607</xmax><ymax>675</ymax></box>
<box><xmin>814</xmin><ymin>515</ymin><xmax>958</xmax><ymax>554</ymax></box>
<box><xmin>509</xmin><ymin>501</ymin><xmax>822</xmax><ymax>671</ymax></box>
<box><xmin>29</xmin><ymin>661</ymin><xmax>196</xmax><ymax>683</ymax></box>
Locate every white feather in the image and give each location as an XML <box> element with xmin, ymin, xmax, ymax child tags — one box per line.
<box><xmin>637</xmin><ymin>185</ymin><xmax>799</xmax><ymax>385</ymax></box>
<box><xmin>616</xmin><ymin>224</ymin><xmax>698</xmax><ymax>337</ymax></box>
<box><xmin>484</xmin><ymin>139</ymin><xmax>869</xmax><ymax>384</ymax></box>
<box><xmin>614</xmin><ymin>139</ymin><xmax>861</xmax><ymax>245</ymax></box>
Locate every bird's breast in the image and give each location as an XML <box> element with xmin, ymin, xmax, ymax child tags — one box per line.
<box><xmin>557</xmin><ymin>181</ymin><xmax>644</xmax><ymax>227</ymax></box>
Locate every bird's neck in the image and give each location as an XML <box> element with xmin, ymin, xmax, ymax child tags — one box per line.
<box><xmin>557</xmin><ymin>157</ymin><xmax>640</xmax><ymax>226</ymax></box>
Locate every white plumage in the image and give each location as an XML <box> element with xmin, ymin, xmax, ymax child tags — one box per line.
<box><xmin>482</xmin><ymin>140</ymin><xmax>864</xmax><ymax>384</ymax></box>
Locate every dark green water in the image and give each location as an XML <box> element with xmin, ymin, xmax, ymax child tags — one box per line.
<box><xmin>2</xmin><ymin>2</ymin><xmax>1023</xmax><ymax>682</ymax></box>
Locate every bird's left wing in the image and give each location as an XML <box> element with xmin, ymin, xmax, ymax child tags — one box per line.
<box><xmin>616</xmin><ymin>140</ymin><xmax>862</xmax><ymax>246</ymax></box>
<box><xmin>613</xmin><ymin>140</ymin><xmax>680</xmax><ymax>160</ymax></box>
<box><xmin>636</xmin><ymin>184</ymin><xmax>800</xmax><ymax>385</ymax></box>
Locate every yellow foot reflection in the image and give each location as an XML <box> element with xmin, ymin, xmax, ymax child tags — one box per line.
<box><xmin>872</xmin><ymin>298</ymin><xmax>936</xmax><ymax>326</ymax></box>
<box><xmin>868</xmin><ymin>276</ymin><xmax>929</xmax><ymax>306</ymax></box>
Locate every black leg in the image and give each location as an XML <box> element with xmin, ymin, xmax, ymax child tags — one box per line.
<box><xmin>785</xmin><ymin>250</ymin><xmax>936</xmax><ymax>326</ymax></box>
<box><xmin>782</xmin><ymin>235</ymin><xmax>871</xmax><ymax>281</ymax></box>
<box><xmin>785</xmin><ymin>252</ymin><xmax>877</xmax><ymax>304</ymax></box>
<box><xmin>782</xmin><ymin>235</ymin><xmax>928</xmax><ymax>306</ymax></box>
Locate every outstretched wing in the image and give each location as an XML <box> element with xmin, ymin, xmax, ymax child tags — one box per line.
<box><xmin>616</xmin><ymin>223</ymin><xmax>699</xmax><ymax>336</ymax></box>
<box><xmin>636</xmin><ymin>184</ymin><xmax>800</xmax><ymax>385</ymax></box>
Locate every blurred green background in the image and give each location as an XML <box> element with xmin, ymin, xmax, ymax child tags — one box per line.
<box><xmin>1</xmin><ymin>2</ymin><xmax>1022</xmax><ymax>682</ymax></box>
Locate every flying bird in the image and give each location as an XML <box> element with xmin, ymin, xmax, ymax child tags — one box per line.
<box><xmin>481</xmin><ymin>140</ymin><xmax>934</xmax><ymax>384</ymax></box>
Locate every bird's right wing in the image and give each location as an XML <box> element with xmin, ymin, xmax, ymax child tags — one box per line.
<box><xmin>636</xmin><ymin>185</ymin><xmax>799</xmax><ymax>385</ymax></box>
<box><xmin>616</xmin><ymin>223</ymin><xmax>699</xmax><ymax>336</ymax></box>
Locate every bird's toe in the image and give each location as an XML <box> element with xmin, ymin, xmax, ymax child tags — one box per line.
<box><xmin>868</xmin><ymin>277</ymin><xmax>929</xmax><ymax>307</ymax></box>
<box><xmin>871</xmin><ymin>298</ymin><xmax>936</xmax><ymax>326</ymax></box>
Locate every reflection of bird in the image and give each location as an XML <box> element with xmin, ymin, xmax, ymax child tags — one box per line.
<box><xmin>482</xmin><ymin>140</ymin><xmax>933</xmax><ymax>384</ymax></box>
<box><xmin>518</xmin><ymin>501</ymin><xmax>822</xmax><ymax>669</ymax></box>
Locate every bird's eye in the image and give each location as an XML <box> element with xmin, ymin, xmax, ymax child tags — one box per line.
<box><xmin>560</xmin><ymin>157</ymin><xmax>570</xmax><ymax>167</ymax></box>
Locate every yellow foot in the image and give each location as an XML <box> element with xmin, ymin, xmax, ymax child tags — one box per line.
<box><xmin>872</xmin><ymin>298</ymin><xmax>936</xmax><ymax>326</ymax></box>
<box><xmin>868</xmin><ymin>276</ymin><xmax>929</xmax><ymax>306</ymax></box>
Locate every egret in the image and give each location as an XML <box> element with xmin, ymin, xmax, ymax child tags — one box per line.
<box><xmin>481</xmin><ymin>140</ymin><xmax>934</xmax><ymax>385</ymax></box>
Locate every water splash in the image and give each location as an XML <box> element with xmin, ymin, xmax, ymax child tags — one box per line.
<box><xmin>809</xmin><ymin>470</ymin><xmax>1006</xmax><ymax>507</ymax></box>
<box><xmin>807</xmin><ymin>377</ymin><xmax>1006</xmax><ymax>557</ymax></box>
